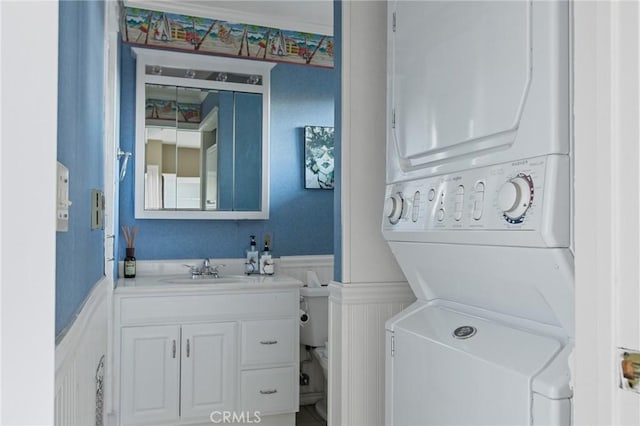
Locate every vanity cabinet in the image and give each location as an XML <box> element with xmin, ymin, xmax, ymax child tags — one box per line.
<box><xmin>113</xmin><ymin>278</ymin><xmax>300</xmax><ymax>426</ymax></box>
<box><xmin>120</xmin><ymin>322</ymin><xmax>236</xmax><ymax>425</ymax></box>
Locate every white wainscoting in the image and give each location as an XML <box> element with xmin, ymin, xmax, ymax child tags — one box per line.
<box><xmin>328</xmin><ymin>281</ymin><xmax>415</xmax><ymax>426</ymax></box>
<box><xmin>55</xmin><ymin>278</ymin><xmax>110</xmax><ymax>426</ymax></box>
<box><xmin>277</xmin><ymin>255</ymin><xmax>334</xmax><ymax>286</ymax></box>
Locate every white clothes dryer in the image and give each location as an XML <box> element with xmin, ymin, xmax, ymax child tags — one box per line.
<box><xmin>383</xmin><ymin>1</ymin><xmax>574</xmax><ymax>425</ymax></box>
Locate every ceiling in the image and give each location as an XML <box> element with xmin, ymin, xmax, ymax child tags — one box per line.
<box><xmin>124</xmin><ymin>0</ymin><xmax>333</xmax><ymax>35</ymax></box>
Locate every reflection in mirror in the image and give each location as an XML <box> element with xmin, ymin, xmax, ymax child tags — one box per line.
<box><xmin>142</xmin><ymin>85</ymin><xmax>262</xmax><ymax>213</ymax></box>
<box><xmin>133</xmin><ymin>48</ymin><xmax>274</xmax><ymax>220</ymax></box>
<box><xmin>144</xmin><ymin>84</ymin><xmax>212</xmax><ymax>210</ymax></box>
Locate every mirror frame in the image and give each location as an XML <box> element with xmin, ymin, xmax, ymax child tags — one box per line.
<box><xmin>132</xmin><ymin>47</ymin><xmax>275</xmax><ymax>219</ymax></box>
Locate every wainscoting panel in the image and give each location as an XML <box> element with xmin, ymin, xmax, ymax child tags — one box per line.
<box><xmin>328</xmin><ymin>281</ymin><xmax>415</xmax><ymax>426</ymax></box>
<box><xmin>277</xmin><ymin>255</ymin><xmax>334</xmax><ymax>286</ymax></box>
<box><xmin>55</xmin><ymin>278</ymin><xmax>110</xmax><ymax>426</ymax></box>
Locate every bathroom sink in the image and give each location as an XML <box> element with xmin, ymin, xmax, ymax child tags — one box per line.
<box><xmin>159</xmin><ymin>275</ymin><xmax>257</xmax><ymax>285</ymax></box>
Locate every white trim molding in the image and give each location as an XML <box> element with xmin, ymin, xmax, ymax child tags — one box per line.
<box><xmin>329</xmin><ymin>281</ymin><xmax>414</xmax><ymax>305</ymax></box>
<box><xmin>328</xmin><ymin>281</ymin><xmax>415</xmax><ymax>426</ymax></box>
<box><xmin>574</xmin><ymin>1</ymin><xmax>640</xmax><ymax>424</ymax></box>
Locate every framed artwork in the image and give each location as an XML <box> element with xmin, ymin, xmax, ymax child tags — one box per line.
<box><xmin>304</xmin><ymin>126</ymin><xmax>335</xmax><ymax>189</ymax></box>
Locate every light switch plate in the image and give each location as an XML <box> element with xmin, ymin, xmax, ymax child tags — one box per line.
<box><xmin>91</xmin><ymin>189</ymin><xmax>105</xmax><ymax>230</ymax></box>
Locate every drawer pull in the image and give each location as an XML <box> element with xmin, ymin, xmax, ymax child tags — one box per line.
<box><xmin>172</xmin><ymin>340</ymin><xmax>176</xmax><ymax>359</ymax></box>
<box><xmin>259</xmin><ymin>389</ymin><xmax>278</xmax><ymax>395</ymax></box>
<box><xmin>260</xmin><ymin>340</ymin><xmax>278</xmax><ymax>345</ymax></box>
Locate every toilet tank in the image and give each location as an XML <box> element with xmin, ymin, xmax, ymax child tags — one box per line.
<box><xmin>300</xmin><ymin>286</ymin><xmax>329</xmax><ymax>347</ymax></box>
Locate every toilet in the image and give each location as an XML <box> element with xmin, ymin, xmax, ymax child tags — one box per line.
<box><xmin>299</xmin><ymin>285</ymin><xmax>329</xmax><ymax>420</ymax></box>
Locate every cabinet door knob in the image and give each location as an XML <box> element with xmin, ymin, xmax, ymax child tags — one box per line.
<box><xmin>259</xmin><ymin>389</ymin><xmax>277</xmax><ymax>395</ymax></box>
<box><xmin>172</xmin><ymin>340</ymin><xmax>176</xmax><ymax>358</ymax></box>
<box><xmin>260</xmin><ymin>340</ymin><xmax>278</xmax><ymax>345</ymax></box>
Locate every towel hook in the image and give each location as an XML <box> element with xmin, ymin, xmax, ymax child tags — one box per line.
<box><xmin>117</xmin><ymin>148</ymin><xmax>132</xmax><ymax>181</ymax></box>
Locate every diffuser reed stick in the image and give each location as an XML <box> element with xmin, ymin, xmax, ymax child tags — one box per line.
<box><xmin>122</xmin><ymin>225</ymin><xmax>138</xmax><ymax>248</ymax></box>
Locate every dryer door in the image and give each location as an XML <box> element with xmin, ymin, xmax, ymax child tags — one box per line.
<box><xmin>387</xmin><ymin>304</ymin><xmax>569</xmax><ymax>426</ymax></box>
<box><xmin>387</xmin><ymin>0</ymin><xmax>570</xmax><ymax>182</ymax></box>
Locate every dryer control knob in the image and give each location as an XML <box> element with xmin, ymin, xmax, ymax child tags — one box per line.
<box><xmin>384</xmin><ymin>193</ymin><xmax>404</xmax><ymax>224</ymax></box>
<box><xmin>497</xmin><ymin>174</ymin><xmax>534</xmax><ymax>223</ymax></box>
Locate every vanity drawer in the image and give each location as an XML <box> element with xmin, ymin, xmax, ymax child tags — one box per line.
<box><xmin>240</xmin><ymin>367</ymin><xmax>296</xmax><ymax>414</ymax></box>
<box><xmin>241</xmin><ymin>319</ymin><xmax>296</xmax><ymax>365</ymax></box>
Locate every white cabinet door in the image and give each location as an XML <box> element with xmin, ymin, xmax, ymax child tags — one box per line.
<box><xmin>180</xmin><ymin>322</ymin><xmax>237</xmax><ymax>422</ymax></box>
<box><xmin>120</xmin><ymin>325</ymin><xmax>181</xmax><ymax>425</ymax></box>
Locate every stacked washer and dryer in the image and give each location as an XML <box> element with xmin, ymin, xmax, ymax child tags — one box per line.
<box><xmin>383</xmin><ymin>1</ymin><xmax>574</xmax><ymax>425</ymax></box>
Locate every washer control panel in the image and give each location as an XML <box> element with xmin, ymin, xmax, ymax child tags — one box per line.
<box><xmin>383</xmin><ymin>155</ymin><xmax>570</xmax><ymax>247</ymax></box>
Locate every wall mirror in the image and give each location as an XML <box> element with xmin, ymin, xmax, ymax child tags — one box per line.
<box><xmin>133</xmin><ymin>48</ymin><xmax>274</xmax><ymax>219</ymax></box>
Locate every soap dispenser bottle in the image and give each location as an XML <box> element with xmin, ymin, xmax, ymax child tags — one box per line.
<box><xmin>245</xmin><ymin>235</ymin><xmax>259</xmax><ymax>274</ymax></box>
<box><xmin>259</xmin><ymin>236</ymin><xmax>274</xmax><ymax>275</ymax></box>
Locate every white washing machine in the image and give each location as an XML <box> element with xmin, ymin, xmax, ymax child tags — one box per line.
<box><xmin>383</xmin><ymin>1</ymin><xmax>573</xmax><ymax>425</ymax></box>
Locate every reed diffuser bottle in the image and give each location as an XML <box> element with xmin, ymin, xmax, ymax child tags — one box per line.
<box><xmin>122</xmin><ymin>225</ymin><xmax>138</xmax><ymax>278</ymax></box>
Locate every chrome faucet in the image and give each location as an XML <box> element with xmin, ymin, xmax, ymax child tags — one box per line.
<box><xmin>183</xmin><ymin>260</ymin><xmax>225</xmax><ymax>279</ymax></box>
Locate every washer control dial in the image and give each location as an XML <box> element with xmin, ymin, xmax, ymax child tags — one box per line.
<box><xmin>384</xmin><ymin>192</ymin><xmax>405</xmax><ymax>224</ymax></box>
<box><xmin>497</xmin><ymin>174</ymin><xmax>534</xmax><ymax>223</ymax></box>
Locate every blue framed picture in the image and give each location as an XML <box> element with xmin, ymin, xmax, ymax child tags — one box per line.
<box><xmin>304</xmin><ymin>126</ymin><xmax>335</xmax><ymax>189</ymax></box>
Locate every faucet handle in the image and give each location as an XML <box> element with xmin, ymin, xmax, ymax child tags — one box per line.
<box><xmin>209</xmin><ymin>263</ymin><xmax>225</xmax><ymax>277</ymax></box>
<box><xmin>183</xmin><ymin>264</ymin><xmax>202</xmax><ymax>277</ymax></box>
<box><xmin>210</xmin><ymin>263</ymin><xmax>225</xmax><ymax>272</ymax></box>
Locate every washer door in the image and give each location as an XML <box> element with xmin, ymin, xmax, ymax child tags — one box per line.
<box><xmin>389</xmin><ymin>305</ymin><xmax>566</xmax><ymax>426</ymax></box>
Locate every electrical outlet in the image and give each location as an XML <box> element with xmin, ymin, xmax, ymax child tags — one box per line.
<box><xmin>56</xmin><ymin>162</ymin><xmax>70</xmax><ymax>232</ymax></box>
<box><xmin>300</xmin><ymin>372</ymin><xmax>310</xmax><ymax>386</ymax></box>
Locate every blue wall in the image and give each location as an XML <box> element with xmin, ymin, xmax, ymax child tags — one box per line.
<box><xmin>118</xmin><ymin>44</ymin><xmax>335</xmax><ymax>262</ymax></box>
<box><xmin>56</xmin><ymin>0</ymin><xmax>105</xmax><ymax>337</ymax></box>
<box><xmin>333</xmin><ymin>0</ymin><xmax>342</xmax><ymax>282</ymax></box>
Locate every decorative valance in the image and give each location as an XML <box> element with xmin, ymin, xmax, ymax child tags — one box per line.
<box><xmin>121</xmin><ymin>6</ymin><xmax>334</xmax><ymax>68</ymax></box>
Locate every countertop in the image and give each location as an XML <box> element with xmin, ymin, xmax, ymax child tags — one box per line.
<box><xmin>115</xmin><ymin>273</ymin><xmax>303</xmax><ymax>295</ymax></box>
